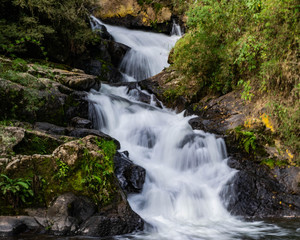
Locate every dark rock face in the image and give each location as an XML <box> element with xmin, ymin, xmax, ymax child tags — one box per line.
<box><xmin>107</xmin><ymin>41</ymin><xmax>130</xmax><ymax>68</ymax></box>
<box><xmin>46</xmin><ymin>193</ymin><xmax>96</xmax><ymax>235</ymax></box>
<box><xmin>77</xmin><ymin>200</ymin><xmax>144</xmax><ymax>237</ymax></box>
<box><xmin>114</xmin><ymin>152</ymin><xmax>146</xmax><ymax>194</ymax></box>
<box><xmin>92</xmin><ymin>22</ymin><xmax>113</xmax><ymax>41</ymax></box>
<box><xmin>74</xmin><ymin>39</ymin><xmax>129</xmax><ymax>84</ymax></box>
<box><xmin>112</xmin><ymin>81</ymin><xmax>163</xmax><ymax>108</ymax></box>
<box><xmin>226</xmin><ymin>158</ymin><xmax>300</xmax><ymax>217</ymax></box>
<box><xmin>70</xmin><ymin>117</ymin><xmax>92</xmax><ymax>129</ymax></box>
<box><xmin>34</xmin><ymin>122</ymin><xmax>67</xmax><ymax>135</ymax></box>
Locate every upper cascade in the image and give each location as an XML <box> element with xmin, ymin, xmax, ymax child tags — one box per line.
<box><xmin>90</xmin><ymin>16</ymin><xmax>181</xmax><ymax>81</ymax></box>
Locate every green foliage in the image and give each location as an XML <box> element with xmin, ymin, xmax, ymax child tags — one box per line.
<box><xmin>95</xmin><ymin>138</ymin><xmax>117</xmax><ymax>161</ymax></box>
<box><xmin>172</xmin><ymin>0</ymin><xmax>299</xmax><ymax>97</ymax></box>
<box><xmin>80</xmin><ymin>139</ymin><xmax>117</xmax><ymax>204</ymax></box>
<box><xmin>137</xmin><ymin>0</ymin><xmax>152</xmax><ymax>5</ymax></box>
<box><xmin>234</xmin><ymin>126</ymin><xmax>257</xmax><ymax>153</ymax></box>
<box><xmin>55</xmin><ymin>159</ymin><xmax>70</xmax><ymax>179</ymax></box>
<box><xmin>269</xmin><ymin>102</ymin><xmax>300</xmax><ymax>158</ymax></box>
<box><xmin>0</xmin><ymin>0</ymin><xmax>98</xmax><ymax>61</ymax></box>
<box><xmin>171</xmin><ymin>0</ymin><xmax>299</xmax><ymax>155</ymax></box>
<box><xmin>0</xmin><ymin>174</ymin><xmax>34</xmax><ymax>207</ymax></box>
<box><xmin>261</xmin><ymin>158</ymin><xmax>288</xmax><ymax>169</ymax></box>
<box><xmin>238</xmin><ymin>79</ymin><xmax>254</xmax><ymax>101</ymax></box>
<box><xmin>14</xmin><ymin>134</ymin><xmax>61</xmax><ymax>155</ymax></box>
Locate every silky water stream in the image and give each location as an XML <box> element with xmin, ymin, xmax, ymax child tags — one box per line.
<box><xmin>87</xmin><ymin>18</ymin><xmax>300</xmax><ymax>240</ymax></box>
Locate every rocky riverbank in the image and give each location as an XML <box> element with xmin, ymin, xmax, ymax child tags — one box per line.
<box><xmin>0</xmin><ymin>57</ymin><xmax>145</xmax><ymax>237</ymax></box>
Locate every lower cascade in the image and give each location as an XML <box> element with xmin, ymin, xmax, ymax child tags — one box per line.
<box><xmin>88</xmin><ymin>18</ymin><xmax>291</xmax><ymax>239</ymax></box>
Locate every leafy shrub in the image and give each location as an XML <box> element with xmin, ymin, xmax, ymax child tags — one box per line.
<box><xmin>171</xmin><ymin>0</ymin><xmax>299</xmax><ymax>156</ymax></box>
<box><xmin>0</xmin><ymin>0</ymin><xmax>99</xmax><ymax>62</ymax></box>
<box><xmin>0</xmin><ymin>174</ymin><xmax>34</xmax><ymax>207</ymax></box>
<box><xmin>234</xmin><ymin>126</ymin><xmax>257</xmax><ymax>154</ymax></box>
<box><xmin>172</xmin><ymin>0</ymin><xmax>299</xmax><ymax>97</ymax></box>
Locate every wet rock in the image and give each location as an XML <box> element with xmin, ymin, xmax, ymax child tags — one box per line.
<box><xmin>77</xmin><ymin>200</ymin><xmax>144</xmax><ymax>237</ymax></box>
<box><xmin>69</xmin><ymin>117</ymin><xmax>92</xmax><ymax>129</ymax></box>
<box><xmin>46</xmin><ymin>193</ymin><xmax>96</xmax><ymax>235</ymax></box>
<box><xmin>139</xmin><ymin>73</ymin><xmax>187</xmax><ymax>110</ymax></box>
<box><xmin>73</xmin><ymin>39</ymin><xmax>127</xmax><ymax>84</ymax></box>
<box><xmin>34</xmin><ymin>122</ymin><xmax>67</xmax><ymax>135</ymax></box>
<box><xmin>107</xmin><ymin>41</ymin><xmax>130</xmax><ymax>68</ymax></box>
<box><xmin>114</xmin><ymin>152</ymin><xmax>146</xmax><ymax>193</ymax></box>
<box><xmin>65</xmin><ymin>91</ymin><xmax>90</xmax><ymax>122</ymax></box>
<box><xmin>92</xmin><ymin>22</ymin><xmax>113</xmax><ymax>40</ymax></box>
<box><xmin>226</xmin><ymin>158</ymin><xmax>300</xmax><ymax>217</ymax></box>
<box><xmin>0</xmin><ymin>216</ymin><xmax>41</xmax><ymax>236</ymax></box>
<box><xmin>188</xmin><ymin>117</ymin><xmax>206</xmax><ymax>131</ymax></box>
<box><xmin>112</xmin><ymin>81</ymin><xmax>162</xmax><ymax>108</ymax></box>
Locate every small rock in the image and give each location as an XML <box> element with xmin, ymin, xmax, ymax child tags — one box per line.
<box><xmin>70</xmin><ymin>117</ymin><xmax>92</xmax><ymax>129</ymax></box>
<box><xmin>34</xmin><ymin>122</ymin><xmax>67</xmax><ymax>135</ymax></box>
<box><xmin>0</xmin><ymin>216</ymin><xmax>41</xmax><ymax>236</ymax></box>
<box><xmin>114</xmin><ymin>152</ymin><xmax>146</xmax><ymax>193</ymax></box>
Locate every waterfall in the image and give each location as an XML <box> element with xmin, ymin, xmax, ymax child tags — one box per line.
<box><xmin>171</xmin><ymin>20</ymin><xmax>182</xmax><ymax>36</ymax></box>
<box><xmin>88</xmin><ymin>17</ymin><xmax>288</xmax><ymax>239</ymax></box>
<box><xmin>90</xmin><ymin>16</ymin><xmax>180</xmax><ymax>81</ymax></box>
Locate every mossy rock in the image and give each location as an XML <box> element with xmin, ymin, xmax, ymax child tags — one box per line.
<box><xmin>1</xmin><ymin>136</ymin><xmax>119</xmax><ymax>214</ymax></box>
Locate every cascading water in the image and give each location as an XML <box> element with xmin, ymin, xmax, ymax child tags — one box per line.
<box><xmin>88</xmin><ymin>18</ymin><xmax>292</xmax><ymax>239</ymax></box>
<box><xmin>91</xmin><ymin>16</ymin><xmax>179</xmax><ymax>81</ymax></box>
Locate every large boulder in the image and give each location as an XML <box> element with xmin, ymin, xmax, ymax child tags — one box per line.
<box><xmin>1</xmin><ymin>135</ymin><xmax>144</xmax><ymax>236</ymax></box>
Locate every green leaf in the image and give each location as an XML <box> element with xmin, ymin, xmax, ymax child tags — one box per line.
<box><xmin>16</xmin><ymin>181</ymin><xmax>29</xmax><ymax>189</ymax></box>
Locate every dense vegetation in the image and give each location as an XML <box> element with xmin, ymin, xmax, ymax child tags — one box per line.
<box><xmin>171</xmin><ymin>0</ymin><xmax>299</xmax><ymax>162</ymax></box>
<box><xmin>0</xmin><ymin>0</ymin><xmax>99</xmax><ymax>63</ymax></box>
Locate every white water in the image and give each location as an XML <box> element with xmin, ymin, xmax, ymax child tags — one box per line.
<box><xmin>89</xmin><ymin>17</ymin><xmax>289</xmax><ymax>239</ymax></box>
<box><xmin>90</xmin><ymin>16</ymin><xmax>180</xmax><ymax>81</ymax></box>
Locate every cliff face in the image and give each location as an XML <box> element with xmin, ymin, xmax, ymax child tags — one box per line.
<box><xmin>93</xmin><ymin>0</ymin><xmax>173</xmax><ymax>32</ymax></box>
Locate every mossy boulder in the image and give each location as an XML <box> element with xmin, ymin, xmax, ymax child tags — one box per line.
<box><xmin>0</xmin><ymin>135</ymin><xmax>144</xmax><ymax>236</ymax></box>
<box><xmin>0</xmin><ymin>58</ymin><xmax>93</xmax><ymax>126</ymax></box>
<box><xmin>4</xmin><ymin>135</ymin><xmax>117</xmax><ymax>207</ymax></box>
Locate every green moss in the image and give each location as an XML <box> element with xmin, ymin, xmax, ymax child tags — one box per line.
<box><xmin>0</xmin><ymin>137</ymin><xmax>119</xmax><ymax>214</ymax></box>
<box><xmin>261</xmin><ymin>158</ymin><xmax>288</xmax><ymax>169</ymax></box>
